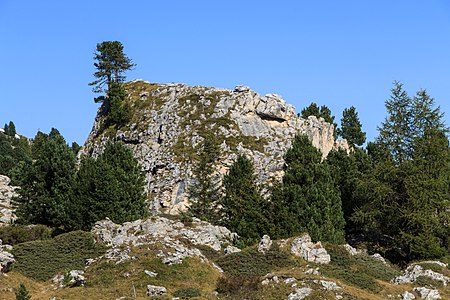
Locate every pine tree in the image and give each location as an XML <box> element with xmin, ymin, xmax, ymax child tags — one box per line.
<box><xmin>337</xmin><ymin>106</ymin><xmax>366</xmax><ymax>147</ymax></box>
<box><xmin>68</xmin><ymin>141</ymin><xmax>147</xmax><ymax>230</ymax></box>
<box><xmin>219</xmin><ymin>155</ymin><xmax>269</xmax><ymax>246</ymax></box>
<box><xmin>14</xmin><ymin>128</ymin><xmax>76</xmax><ymax>226</ymax></box>
<box><xmin>15</xmin><ymin>283</ymin><xmax>31</xmax><ymax>300</ymax></box>
<box><xmin>271</xmin><ymin>135</ymin><xmax>345</xmax><ymax>244</ymax></box>
<box><xmin>188</xmin><ymin>134</ymin><xmax>221</xmax><ymax>222</ymax></box>
<box><xmin>8</xmin><ymin>121</ymin><xmax>16</xmax><ymax>136</ymax></box>
<box><xmin>89</xmin><ymin>41</ymin><xmax>135</xmax><ymax>96</ymax></box>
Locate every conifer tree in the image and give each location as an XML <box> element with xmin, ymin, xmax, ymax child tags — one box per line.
<box><xmin>337</xmin><ymin>106</ymin><xmax>366</xmax><ymax>147</ymax></box>
<box><xmin>188</xmin><ymin>134</ymin><xmax>220</xmax><ymax>222</ymax></box>
<box><xmin>68</xmin><ymin>141</ymin><xmax>147</xmax><ymax>230</ymax></box>
<box><xmin>8</xmin><ymin>121</ymin><xmax>16</xmax><ymax>136</ymax></box>
<box><xmin>219</xmin><ymin>155</ymin><xmax>269</xmax><ymax>246</ymax></box>
<box><xmin>15</xmin><ymin>283</ymin><xmax>31</xmax><ymax>300</ymax></box>
<box><xmin>14</xmin><ymin>128</ymin><xmax>76</xmax><ymax>227</ymax></box>
<box><xmin>271</xmin><ymin>135</ymin><xmax>345</xmax><ymax>244</ymax></box>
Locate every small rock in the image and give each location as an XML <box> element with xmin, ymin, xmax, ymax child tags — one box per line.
<box><xmin>144</xmin><ymin>270</ymin><xmax>157</xmax><ymax>277</ymax></box>
<box><xmin>402</xmin><ymin>291</ymin><xmax>416</xmax><ymax>300</ymax></box>
<box><xmin>314</xmin><ymin>280</ymin><xmax>341</xmax><ymax>291</ymax></box>
<box><xmin>258</xmin><ymin>235</ymin><xmax>272</xmax><ymax>253</ymax></box>
<box><xmin>234</xmin><ymin>85</ymin><xmax>250</xmax><ymax>92</ymax></box>
<box><xmin>288</xmin><ymin>287</ymin><xmax>313</xmax><ymax>300</ymax></box>
<box><xmin>413</xmin><ymin>287</ymin><xmax>441</xmax><ymax>299</ymax></box>
<box><xmin>224</xmin><ymin>245</ymin><xmax>241</xmax><ymax>255</ymax></box>
<box><xmin>291</xmin><ymin>234</ymin><xmax>330</xmax><ymax>264</ymax></box>
<box><xmin>371</xmin><ymin>253</ymin><xmax>387</xmax><ymax>264</ymax></box>
<box><xmin>146</xmin><ymin>284</ymin><xmax>167</xmax><ymax>296</ymax></box>
<box><xmin>305</xmin><ymin>267</ymin><xmax>320</xmax><ymax>275</ymax></box>
<box><xmin>343</xmin><ymin>244</ymin><xmax>359</xmax><ymax>256</ymax></box>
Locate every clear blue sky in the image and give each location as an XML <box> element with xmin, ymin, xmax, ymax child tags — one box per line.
<box><xmin>1</xmin><ymin>1</ymin><xmax>450</xmax><ymax>145</ymax></box>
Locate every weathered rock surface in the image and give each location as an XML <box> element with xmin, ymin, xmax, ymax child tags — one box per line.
<box><xmin>413</xmin><ymin>287</ymin><xmax>441</xmax><ymax>299</ymax></box>
<box><xmin>290</xmin><ymin>234</ymin><xmax>331</xmax><ymax>264</ymax></box>
<box><xmin>82</xmin><ymin>81</ymin><xmax>349</xmax><ymax>214</ymax></box>
<box><xmin>287</xmin><ymin>287</ymin><xmax>313</xmax><ymax>300</ymax></box>
<box><xmin>0</xmin><ymin>175</ymin><xmax>17</xmax><ymax>225</ymax></box>
<box><xmin>258</xmin><ymin>234</ymin><xmax>272</xmax><ymax>253</ymax></box>
<box><xmin>402</xmin><ymin>291</ymin><xmax>416</xmax><ymax>300</ymax></box>
<box><xmin>91</xmin><ymin>216</ymin><xmax>237</xmax><ymax>265</ymax></box>
<box><xmin>0</xmin><ymin>239</ymin><xmax>14</xmax><ymax>273</ymax></box>
<box><xmin>393</xmin><ymin>264</ymin><xmax>450</xmax><ymax>286</ymax></box>
<box><xmin>146</xmin><ymin>284</ymin><xmax>167</xmax><ymax>296</ymax></box>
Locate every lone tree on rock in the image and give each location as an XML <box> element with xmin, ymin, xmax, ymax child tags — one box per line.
<box><xmin>89</xmin><ymin>41</ymin><xmax>135</xmax><ymax>103</ymax></box>
<box><xmin>337</xmin><ymin>106</ymin><xmax>366</xmax><ymax>147</ymax></box>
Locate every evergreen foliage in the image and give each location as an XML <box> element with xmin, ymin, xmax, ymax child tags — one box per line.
<box><xmin>271</xmin><ymin>135</ymin><xmax>345</xmax><ymax>244</ymax></box>
<box><xmin>326</xmin><ymin>148</ymin><xmax>371</xmax><ymax>232</ymax></box>
<box><xmin>4</xmin><ymin>121</ymin><xmax>16</xmax><ymax>136</ymax></box>
<box><xmin>353</xmin><ymin>82</ymin><xmax>450</xmax><ymax>262</ymax></box>
<box><xmin>337</xmin><ymin>106</ymin><xmax>366</xmax><ymax>147</ymax></box>
<box><xmin>0</xmin><ymin>130</ymin><xmax>31</xmax><ymax>178</ymax></box>
<box><xmin>15</xmin><ymin>283</ymin><xmax>31</xmax><ymax>300</ymax></box>
<box><xmin>219</xmin><ymin>155</ymin><xmax>269</xmax><ymax>247</ymax></box>
<box><xmin>67</xmin><ymin>141</ymin><xmax>147</xmax><ymax>230</ymax></box>
<box><xmin>89</xmin><ymin>41</ymin><xmax>135</xmax><ymax>95</ymax></box>
<box><xmin>14</xmin><ymin>128</ymin><xmax>76</xmax><ymax>227</ymax></box>
<box><xmin>89</xmin><ymin>41</ymin><xmax>134</xmax><ymax>128</ymax></box>
<box><xmin>188</xmin><ymin>134</ymin><xmax>221</xmax><ymax>222</ymax></box>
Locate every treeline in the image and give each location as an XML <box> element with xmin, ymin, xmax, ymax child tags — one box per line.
<box><xmin>189</xmin><ymin>81</ymin><xmax>450</xmax><ymax>263</ymax></box>
<box><xmin>0</xmin><ymin>126</ymin><xmax>147</xmax><ymax>231</ymax></box>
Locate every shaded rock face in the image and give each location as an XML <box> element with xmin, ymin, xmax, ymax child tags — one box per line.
<box><xmin>82</xmin><ymin>80</ymin><xmax>348</xmax><ymax>214</ymax></box>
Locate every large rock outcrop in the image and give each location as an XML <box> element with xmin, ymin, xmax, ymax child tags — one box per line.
<box><xmin>0</xmin><ymin>175</ymin><xmax>17</xmax><ymax>225</ymax></box>
<box><xmin>82</xmin><ymin>80</ymin><xmax>348</xmax><ymax>213</ymax></box>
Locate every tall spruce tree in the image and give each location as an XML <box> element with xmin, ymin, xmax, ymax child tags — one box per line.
<box><xmin>219</xmin><ymin>155</ymin><xmax>269</xmax><ymax>246</ymax></box>
<box><xmin>14</xmin><ymin>129</ymin><xmax>76</xmax><ymax>226</ymax></box>
<box><xmin>188</xmin><ymin>134</ymin><xmax>221</xmax><ymax>222</ymax></box>
<box><xmin>67</xmin><ymin>141</ymin><xmax>147</xmax><ymax>230</ymax></box>
<box><xmin>337</xmin><ymin>106</ymin><xmax>366</xmax><ymax>147</ymax></box>
<box><xmin>271</xmin><ymin>135</ymin><xmax>345</xmax><ymax>244</ymax></box>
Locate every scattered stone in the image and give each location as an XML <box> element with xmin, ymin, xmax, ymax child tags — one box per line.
<box><xmin>146</xmin><ymin>284</ymin><xmax>167</xmax><ymax>296</ymax></box>
<box><xmin>343</xmin><ymin>244</ymin><xmax>359</xmax><ymax>256</ymax></box>
<box><xmin>402</xmin><ymin>291</ymin><xmax>416</xmax><ymax>300</ymax></box>
<box><xmin>371</xmin><ymin>253</ymin><xmax>387</xmax><ymax>264</ymax></box>
<box><xmin>291</xmin><ymin>234</ymin><xmax>330</xmax><ymax>264</ymax></box>
<box><xmin>288</xmin><ymin>287</ymin><xmax>313</xmax><ymax>300</ymax></box>
<box><xmin>66</xmin><ymin>270</ymin><xmax>86</xmax><ymax>287</ymax></box>
<box><xmin>258</xmin><ymin>235</ymin><xmax>272</xmax><ymax>253</ymax></box>
<box><xmin>413</xmin><ymin>287</ymin><xmax>441</xmax><ymax>299</ymax></box>
<box><xmin>224</xmin><ymin>245</ymin><xmax>241</xmax><ymax>255</ymax></box>
<box><xmin>314</xmin><ymin>280</ymin><xmax>341</xmax><ymax>291</ymax></box>
<box><xmin>393</xmin><ymin>264</ymin><xmax>450</xmax><ymax>286</ymax></box>
<box><xmin>305</xmin><ymin>267</ymin><xmax>320</xmax><ymax>275</ymax></box>
<box><xmin>144</xmin><ymin>270</ymin><xmax>157</xmax><ymax>277</ymax></box>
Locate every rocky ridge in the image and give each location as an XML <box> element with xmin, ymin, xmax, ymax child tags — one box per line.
<box><xmin>82</xmin><ymin>80</ymin><xmax>348</xmax><ymax>214</ymax></box>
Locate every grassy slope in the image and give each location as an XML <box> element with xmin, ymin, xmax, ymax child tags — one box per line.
<box><xmin>2</xmin><ymin>233</ymin><xmax>450</xmax><ymax>300</ymax></box>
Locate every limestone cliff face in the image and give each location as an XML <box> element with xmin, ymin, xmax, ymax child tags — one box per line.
<box><xmin>0</xmin><ymin>175</ymin><xmax>17</xmax><ymax>225</ymax></box>
<box><xmin>82</xmin><ymin>81</ymin><xmax>348</xmax><ymax>214</ymax></box>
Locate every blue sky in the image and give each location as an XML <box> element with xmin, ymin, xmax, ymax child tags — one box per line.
<box><xmin>1</xmin><ymin>1</ymin><xmax>450</xmax><ymax>145</ymax></box>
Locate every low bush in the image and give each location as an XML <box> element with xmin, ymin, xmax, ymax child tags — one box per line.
<box><xmin>321</xmin><ymin>243</ymin><xmax>400</xmax><ymax>292</ymax></box>
<box><xmin>0</xmin><ymin>224</ymin><xmax>53</xmax><ymax>245</ymax></box>
<box><xmin>173</xmin><ymin>287</ymin><xmax>201</xmax><ymax>299</ymax></box>
<box><xmin>215</xmin><ymin>244</ymin><xmax>292</xmax><ymax>277</ymax></box>
<box><xmin>216</xmin><ymin>275</ymin><xmax>260</xmax><ymax>297</ymax></box>
<box><xmin>13</xmin><ymin>231</ymin><xmax>106</xmax><ymax>281</ymax></box>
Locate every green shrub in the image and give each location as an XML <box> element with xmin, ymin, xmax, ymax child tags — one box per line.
<box><xmin>173</xmin><ymin>287</ymin><xmax>201</xmax><ymax>299</ymax></box>
<box><xmin>321</xmin><ymin>244</ymin><xmax>400</xmax><ymax>292</ymax></box>
<box><xmin>13</xmin><ymin>231</ymin><xmax>106</xmax><ymax>280</ymax></box>
<box><xmin>216</xmin><ymin>275</ymin><xmax>260</xmax><ymax>297</ymax></box>
<box><xmin>215</xmin><ymin>245</ymin><xmax>292</xmax><ymax>277</ymax></box>
<box><xmin>0</xmin><ymin>224</ymin><xmax>52</xmax><ymax>245</ymax></box>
